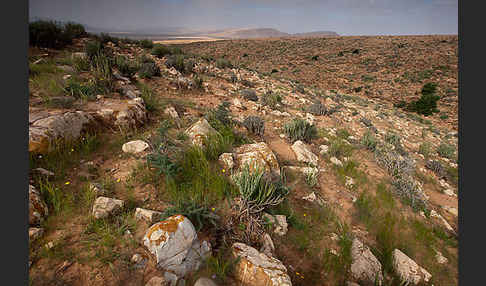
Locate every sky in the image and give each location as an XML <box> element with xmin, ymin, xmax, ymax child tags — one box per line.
<box><xmin>29</xmin><ymin>0</ymin><xmax>458</xmax><ymax>36</ymax></box>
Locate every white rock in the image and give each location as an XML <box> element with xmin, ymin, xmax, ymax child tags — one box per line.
<box><xmin>143</xmin><ymin>215</ymin><xmax>211</xmax><ymax>277</ymax></box>
<box><xmin>131</xmin><ymin>253</ymin><xmax>143</xmax><ymax>264</ymax></box>
<box><xmin>29</xmin><ymin>185</ymin><xmax>48</xmax><ymax>226</ymax></box>
<box><xmin>29</xmin><ymin>227</ymin><xmax>44</xmax><ymax>242</ymax></box>
<box><xmin>345</xmin><ymin>176</ymin><xmax>355</xmax><ymax>188</ymax></box>
<box><xmin>145</xmin><ymin>276</ymin><xmax>168</xmax><ymax>286</ymax></box>
<box><xmin>32</xmin><ymin>167</ymin><xmax>55</xmax><ymax>177</ymax></box>
<box><xmin>135</xmin><ymin>208</ymin><xmax>162</xmax><ymax>223</ymax></box>
<box><xmin>219</xmin><ymin>153</ymin><xmax>234</xmax><ymax>171</ymax></box>
<box><xmin>92</xmin><ymin>197</ymin><xmax>124</xmax><ymax>219</ymax></box>
<box><xmin>122</xmin><ymin>140</ymin><xmax>149</xmax><ymax>154</ymax></box>
<box><xmin>350</xmin><ymin>238</ymin><xmax>383</xmax><ymax>285</ymax></box>
<box><xmin>232</xmin><ymin>242</ymin><xmax>292</xmax><ymax>286</ymax></box>
<box><xmin>185</xmin><ymin>118</ymin><xmax>218</xmax><ymax>147</ymax></box>
<box><xmin>435</xmin><ymin>250</ymin><xmax>448</xmax><ymax>264</ymax></box>
<box><xmin>279</xmin><ymin>133</ymin><xmax>286</xmax><ymax>139</ymax></box>
<box><xmin>441</xmin><ymin>205</ymin><xmax>458</xmax><ymax>217</ymax></box>
<box><xmin>330</xmin><ymin>157</ymin><xmax>343</xmax><ymax>167</ymax></box>
<box><xmin>164</xmin><ymin>106</ymin><xmax>179</xmax><ymax>119</ymax></box>
<box><xmin>319</xmin><ymin>145</ymin><xmax>329</xmax><ymax>155</ymax></box>
<box><xmin>234</xmin><ymin>142</ymin><xmax>280</xmax><ymax>175</ymax></box>
<box><xmin>392</xmin><ymin>249</ymin><xmax>431</xmax><ymax>285</ymax></box>
<box><xmin>443</xmin><ymin>189</ymin><xmax>457</xmax><ymax>197</ymax></box>
<box><xmin>194</xmin><ymin>277</ymin><xmax>218</xmax><ymax>286</ymax></box>
<box><xmin>233</xmin><ymin>98</ymin><xmax>243</xmax><ymax>109</ymax></box>
<box><xmin>260</xmin><ymin>233</ymin><xmax>275</xmax><ymax>256</ymax></box>
<box><xmin>430</xmin><ymin>210</ymin><xmax>455</xmax><ymax>233</ymax></box>
<box><xmin>291</xmin><ymin>140</ymin><xmax>319</xmax><ymax>166</ymax></box>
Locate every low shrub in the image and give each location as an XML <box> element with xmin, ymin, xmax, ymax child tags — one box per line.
<box><xmin>406</xmin><ymin>83</ymin><xmax>440</xmax><ymax>116</ymax></box>
<box><xmin>151</xmin><ymin>44</ymin><xmax>171</xmax><ymax>58</ymax></box>
<box><xmin>138</xmin><ymin>62</ymin><xmax>161</xmax><ymax>79</ymax></box>
<box><xmin>329</xmin><ymin>139</ymin><xmax>354</xmax><ymax>159</ymax></box>
<box><xmin>360</xmin><ymin>130</ymin><xmax>377</xmax><ymax>151</ymax></box>
<box><xmin>232</xmin><ymin>164</ymin><xmax>289</xmax><ymax>214</ymax></box>
<box><xmin>29</xmin><ymin>20</ymin><xmax>84</xmax><ymax>49</ymax></box>
<box><xmin>114</xmin><ymin>55</ymin><xmax>139</xmax><ymax>78</ymax></box>
<box><xmin>283</xmin><ymin>118</ymin><xmax>317</xmax><ymax>143</ymax></box>
<box><xmin>242</xmin><ymin>116</ymin><xmax>265</xmax><ymax>137</ymax></box>
<box><xmin>260</xmin><ymin>92</ymin><xmax>282</xmax><ymax>109</ymax></box>
<box><xmin>215</xmin><ymin>58</ymin><xmax>232</xmax><ymax>69</ymax></box>
<box><xmin>307</xmin><ymin>101</ymin><xmax>327</xmax><ymax>115</ymax></box>
<box><xmin>241</xmin><ymin>89</ymin><xmax>258</xmax><ymax>101</ymax></box>
<box><xmin>437</xmin><ymin>142</ymin><xmax>456</xmax><ymax>160</ymax></box>
<box><xmin>418</xmin><ymin>142</ymin><xmax>432</xmax><ymax>158</ymax></box>
<box><xmin>85</xmin><ymin>41</ymin><xmax>105</xmax><ymax>61</ymax></box>
<box><xmin>139</xmin><ymin>39</ymin><xmax>154</xmax><ymax>49</ymax></box>
<box><xmin>425</xmin><ymin>160</ymin><xmax>446</xmax><ymax>178</ymax></box>
<box><xmin>165</xmin><ymin>54</ymin><xmax>185</xmax><ymax>73</ymax></box>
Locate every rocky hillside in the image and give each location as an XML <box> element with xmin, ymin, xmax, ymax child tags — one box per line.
<box><xmin>28</xmin><ymin>24</ymin><xmax>458</xmax><ymax>286</ymax></box>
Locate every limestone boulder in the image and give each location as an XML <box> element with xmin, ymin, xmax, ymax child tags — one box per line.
<box><xmin>185</xmin><ymin>118</ymin><xmax>218</xmax><ymax>146</ymax></box>
<box><xmin>232</xmin><ymin>242</ymin><xmax>292</xmax><ymax>286</ymax></box>
<box><xmin>29</xmin><ymin>110</ymin><xmax>95</xmax><ymax>154</ymax></box>
<box><xmin>135</xmin><ymin>208</ymin><xmax>162</xmax><ymax>224</ymax></box>
<box><xmin>143</xmin><ymin>215</ymin><xmax>211</xmax><ymax>278</ymax></box>
<box><xmin>29</xmin><ymin>185</ymin><xmax>48</xmax><ymax>226</ymax></box>
<box><xmin>92</xmin><ymin>197</ymin><xmax>124</xmax><ymax>219</ymax></box>
<box><xmin>234</xmin><ymin>142</ymin><xmax>280</xmax><ymax>175</ymax></box>
<box><xmin>291</xmin><ymin>140</ymin><xmax>318</xmax><ymax>166</ymax></box>
<box><xmin>350</xmin><ymin>238</ymin><xmax>383</xmax><ymax>285</ymax></box>
<box><xmin>392</xmin><ymin>249</ymin><xmax>432</xmax><ymax>285</ymax></box>
<box><xmin>219</xmin><ymin>153</ymin><xmax>234</xmax><ymax>171</ymax></box>
<box><xmin>122</xmin><ymin>140</ymin><xmax>149</xmax><ymax>154</ymax></box>
<box><xmin>194</xmin><ymin>277</ymin><xmax>218</xmax><ymax>286</ymax></box>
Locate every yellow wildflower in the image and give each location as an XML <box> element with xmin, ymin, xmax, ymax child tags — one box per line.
<box><xmin>222</xmin><ymin>169</ymin><xmax>226</xmax><ymax>173</ymax></box>
<box><xmin>211</xmin><ymin>207</ymin><xmax>215</xmax><ymax>212</ymax></box>
<box><xmin>65</xmin><ymin>181</ymin><xmax>70</xmax><ymax>185</ymax></box>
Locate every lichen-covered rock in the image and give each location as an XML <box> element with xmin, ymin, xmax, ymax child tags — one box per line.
<box><xmin>232</xmin><ymin>242</ymin><xmax>292</xmax><ymax>286</ymax></box>
<box><xmin>185</xmin><ymin>118</ymin><xmax>218</xmax><ymax>146</ymax></box>
<box><xmin>92</xmin><ymin>197</ymin><xmax>124</xmax><ymax>219</ymax></box>
<box><xmin>29</xmin><ymin>110</ymin><xmax>95</xmax><ymax>154</ymax></box>
<box><xmin>291</xmin><ymin>140</ymin><xmax>319</xmax><ymax>166</ymax></box>
<box><xmin>260</xmin><ymin>233</ymin><xmax>275</xmax><ymax>256</ymax></box>
<box><xmin>164</xmin><ymin>106</ymin><xmax>179</xmax><ymax>119</ymax></box>
<box><xmin>143</xmin><ymin>215</ymin><xmax>211</xmax><ymax>277</ymax></box>
<box><xmin>120</xmin><ymin>85</ymin><xmax>141</xmax><ymax>99</ymax></box>
<box><xmin>234</xmin><ymin>142</ymin><xmax>280</xmax><ymax>175</ymax></box>
<box><xmin>194</xmin><ymin>277</ymin><xmax>218</xmax><ymax>286</ymax></box>
<box><xmin>330</xmin><ymin>156</ymin><xmax>343</xmax><ymax>166</ymax></box>
<box><xmin>392</xmin><ymin>249</ymin><xmax>432</xmax><ymax>285</ymax></box>
<box><xmin>135</xmin><ymin>208</ymin><xmax>162</xmax><ymax>224</ymax></box>
<box><xmin>122</xmin><ymin>140</ymin><xmax>149</xmax><ymax>154</ymax></box>
<box><xmin>145</xmin><ymin>276</ymin><xmax>169</xmax><ymax>286</ymax></box>
<box><xmin>350</xmin><ymin>238</ymin><xmax>383</xmax><ymax>285</ymax></box>
<box><xmin>113</xmin><ymin>98</ymin><xmax>147</xmax><ymax>128</ymax></box>
<box><xmin>29</xmin><ymin>227</ymin><xmax>44</xmax><ymax>242</ymax></box>
<box><xmin>29</xmin><ymin>185</ymin><xmax>48</xmax><ymax>226</ymax></box>
<box><xmin>219</xmin><ymin>153</ymin><xmax>234</xmax><ymax>171</ymax></box>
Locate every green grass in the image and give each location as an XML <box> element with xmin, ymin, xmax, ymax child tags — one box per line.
<box><xmin>137</xmin><ymin>82</ymin><xmax>161</xmax><ymax>112</ymax></box>
<box><xmin>333</xmin><ymin>159</ymin><xmax>369</xmax><ymax>190</ymax></box>
<box><xmin>328</xmin><ymin>138</ymin><xmax>354</xmax><ymax>159</ymax></box>
<box><xmin>437</xmin><ymin>142</ymin><xmax>456</xmax><ymax>160</ymax></box>
<box><xmin>30</xmin><ymin>132</ymin><xmax>101</xmax><ymax>179</ymax></box>
<box><xmin>418</xmin><ymin>142</ymin><xmax>432</xmax><ymax>159</ymax></box>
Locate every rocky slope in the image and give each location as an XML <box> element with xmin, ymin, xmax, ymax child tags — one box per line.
<box><xmin>28</xmin><ymin>35</ymin><xmax>458</xmax><ymax>286</ymax></box>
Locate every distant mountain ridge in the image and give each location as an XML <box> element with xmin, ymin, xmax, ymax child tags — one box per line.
<box><xmin>29</xmin><ymin>17</ymin><xmax>339</xmax><ymax>39</ymax></box>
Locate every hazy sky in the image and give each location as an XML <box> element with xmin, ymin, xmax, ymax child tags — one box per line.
<box><xmin>29</xmin><ymin>0</ymin><xmax>458</xmax><ymax>35</ymax></box>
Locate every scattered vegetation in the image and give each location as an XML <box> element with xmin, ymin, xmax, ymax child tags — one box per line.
<box><xmin>284</xmin><ymin>118</ymin><xmax>318</xmax><ymax>143</ymax></box>
<box><xmin>242</xmin><ymin>116</ymin><xmax>265</xmax><ymax>137</ymax></box>
<box><xmin>29</xmin><ymin>20</ymin><xmax>86</xmax><ymax>49</ymax></box>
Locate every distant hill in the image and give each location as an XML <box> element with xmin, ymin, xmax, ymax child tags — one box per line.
<box><xmin>291</xmin><ymin>31</ymin><xmax>339</xmax><ymax>37</ymax></box>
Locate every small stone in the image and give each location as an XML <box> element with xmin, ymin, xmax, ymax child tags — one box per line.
<box><xmin>135</xmin><ymin>208</ymin><xmax>162</xmax><ymax>224</ymax></box>
<box><xmin>443</xmin><ymin>189</ymin><xmax>457</xmax><ymax>197</ymax></box>
<box><xmin>29</xmin><ymin>227</ymin><xmax>44</xmax><ymax>241</ymax></box>
<box><xmin>194</xmin><ymin>277</ymin><xmax>218</xmax><ymax>286</ymax></box>
<box><xmin>131</xmin><ymin>254</ymin><xmax>143</xmax><ymax>264</ymax></box>
<box><xmin>319</xmin><ymin>145</ymin><xmax>329</xmax><ymax>155</ymax></box>
<box><xmin>279</xmin><ymin>133</ymin><xmax>286</xmax><ymax>138</ymax></box>
<box><xmin>32</xmin><ymin>168</ymin><xmax>55</xmax><ymax>178</ymax></box>
<box><xmin>92</xmin><ymin>197</ymin><xmax>124</xmax><ymax>219</ymax></box>
<box><xmin>45</xmin><ymin>241</ymin><xmax>55</xmax><ymax>250</ymax></box>
<box><xmin>260</xmin><ymin>233</ymin><xmax>275</xmax><ymax>256</ymax></box>
<box><xmin>291</xmin><ymin>140</ymin><xmax>319</xmax><ymax>166</ymax></box>
<box><xmin>219</xmin><ymin>153</ymin><xmax>234</xmax><ymax>171</ymax></box>
<box><xmin>330</xmin><ymin>157</ymin><xmax>343</xmax><ymax>166</ymax></box>
<box><xmin>122</xmin><ymin>140</ymin><xmax>149</xmax><ymax>154</ymax></box>
<box><xmin>392</xmin><ymin>249</ymin><xmax>432</xmax><ymax>285</ymax></box>
<box><xmin>145</xmin><ymin>276</ymin><xmax>168</xmax><ymax>286</ymax></box>
<box><xmin>329</xmin><ymin>233</ymin><xmax>339</xmax><ymax>241</ymax></box>
<box><xmin>435</xmin><ymin>250</ymin><xmax>448</xmax><ymax>264</ymax></box>
<box><xmin>345</xmin><ymin>176</ymin><xmax>355</xmax><ymax>188</ymax></box>
<box><xmin>164</xmin><ymin>106</ymin><xmax>179</xmax><ymax>119</ymax></box>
